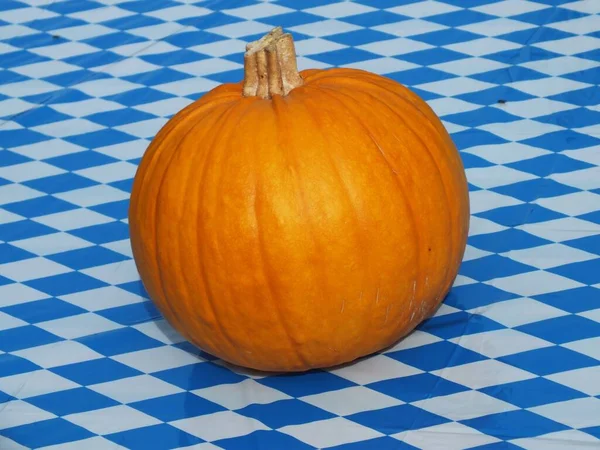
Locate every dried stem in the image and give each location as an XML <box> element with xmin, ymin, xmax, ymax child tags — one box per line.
<box><xmin>243</xmin><ymin>27</ymin><xmax>303</xmax><ymax>99</ymax></box>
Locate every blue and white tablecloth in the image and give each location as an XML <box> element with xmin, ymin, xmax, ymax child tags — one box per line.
<box><xmin>1</xmin><ymin>0</ymin><xmax>600</xmax><ymax>448</ymax></box>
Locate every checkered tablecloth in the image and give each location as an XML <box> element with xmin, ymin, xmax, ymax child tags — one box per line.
<box><xmin>1</xmin><ymin>0</ymin><xmax>600</xmax><ymax>448</ymax></box>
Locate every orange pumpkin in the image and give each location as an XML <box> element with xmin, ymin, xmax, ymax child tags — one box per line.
<box><xmin>129</xmin><ymin>27</ymin><xmax>469</xmax><ymax>372</ymax></box>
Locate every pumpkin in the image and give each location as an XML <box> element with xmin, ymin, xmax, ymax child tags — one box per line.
<box><xmin>129</xmin><ymin>27</ymin><xmax>469</xmax><ymax>372</ymax></box>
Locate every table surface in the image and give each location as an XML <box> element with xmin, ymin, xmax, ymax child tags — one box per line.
<box><xmin>1</xmin><ymin>0</ymin><xmax>600</xmax><ymax>449</ymax></box>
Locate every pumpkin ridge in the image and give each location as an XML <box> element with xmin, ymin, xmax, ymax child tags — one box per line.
<box><xmin>359</xmin><ymin>84</ymin><xmax>467</xmax><ymax>302</ymax></box>
<box><xmin>153</xmin><ymin>103</ymin><xmax>237</xmax><ymax>356</ymax></box>
<box><xmin>322</xmin><ymin>71</ymin><xmax>467</xmax><ymax>183</ymax></box>
<box><xmin>253</xmin><ymin>179</ymin><xmax>310</xmax><ymax>369</ymax></box>
<box><xmin>315</xmin><ymin>76</ymin><xmax>466</xmax><ymax>308</ymax></box>
<box><xmin>188</xmin><ymin>102</ymin><xmax>256</xmax><ymax>361</ymax></box>
<box><xmin>269</xmin><ymin>95</ymin><xmax>336</xmax><ymax>368</ymax></box>
<box><xmin>214</xmin><ymin>98</ymin><xmax>312</xmax><ymax>368</ymax></box>
<box><xmin>131</xmin><ymin>100</ymin><xmax>233</xmax><ymax>336</ymax></box>
<box><xmin>309</xmin><ymin>85</ymin><xmax>422</xmax><ymax>335</ymax></box>
<box><xmin>289</xmin><ymin>93</ymin><xmax>373</xmax><ymax>353</ymax></box>
<box><xmin>349</xmin><ymin>84</ymin><xmax>457</xmax><ymax>309</ymax></box>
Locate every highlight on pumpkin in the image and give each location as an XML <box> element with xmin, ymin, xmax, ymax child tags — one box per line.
<box><xmin>128</xmin><ymin>26</ymin><xmax>470</xmax><ymax>372</ymax></box>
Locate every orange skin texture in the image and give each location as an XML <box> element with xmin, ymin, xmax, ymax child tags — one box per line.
<box><xmin>129</xmin><ymin>68</ymin><xmax>470</xmax><ymax>372</ymax></box>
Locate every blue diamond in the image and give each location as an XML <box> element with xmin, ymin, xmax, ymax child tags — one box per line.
<box><xmin>516</xmin><ymin>315</ymin><xmax>600</xmax><ymax>344</ymax></box>
<box><xmin>130</xmin><ymin>392</ymin><xmax>225</xmax><ymax>422</ymax></box>
<box><xmin>238</xmin><ymin>399</ymin><xmax>334</xmax><ymax>428</ymax></box>
<box><xmin>481</xmin><ymin>377</ymin><xmax>587</xmax><ymax>408</ymax></box>
<box><xmin>349</xmin><ymin>404</ymin><xmax>449</xmax><ymax>433</ymax></box>
<box><xmin>0</xmin><ymin>418</ymin><xmax>93</xmax><ymax>449</ymax></box>
<box><xmin>499</xmin><ymin>346</ymin><xmax>598</xmax><ymax>376</ymax></box>
<box><xmin>215</xmin><ymin>430</ymin><xmax>314</xmax><ymax>450</ymax></box>
<box><xmin>258</xmin><ymin>371</ymin><xmax>356</xmax><ymax>397</ymax></box>
<box><xmin>460</xmin><ymin>410</ymin><xmax>568</xmax><ymax>439</ymax></box>
<box><xmin>51</xmin><ymin>358</ymin><xmax>142</xmax><ymax>385</ymax></box>
<box><xmin>26</xmin><ymin>387</ymin><xmax>118</xmax><ymax>416</ymax></box>
<box><xmin>106</xmin><ymin>424</ymin><xmax>204</xmax><ymax>450</ymax></box>
<box><xmin>387</xmin><ymin>341</ymin><xmax>486</xmax><ymax>371</ymax></box>
<box><xmin>76</xmin><ymin>327</ymin><xmax>163</xmax><ymax>357</ymax></box>
<box><xmin>418</xmin><ymin>311</ymin><xmax>505</xmax><ymax>339</ymax></box>
<box><xmin>153</xmin><ymin>362</ymin><xmax>245</xmax><ymax>390</ymax></box>
<box><xmin>444</xmin><ymin>283</ymin><xmax>518</xmax><ymax>310</ymax></box>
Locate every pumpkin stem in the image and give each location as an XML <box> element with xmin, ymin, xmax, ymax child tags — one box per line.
<box><xmin>243</xmin><ymin>27</ymin><xmax>303</xmax><ymax>99</ymax></box>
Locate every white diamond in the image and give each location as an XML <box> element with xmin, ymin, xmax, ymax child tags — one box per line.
<box><xmin>0</xmin><ymin>401</ymin><xmax>56</xmax><ymax>430</ymax></box>
<box><xmin>563</xmin><ymin>337</ymin><xmax>600</xmax><ymax>361</ymax></box>
<box><xmin>54</xmin><ymin>185</ymin><xmax>129</xmax><ymax>207</ymax></box>
<box><xmin>549</xmin><ymin>166</ymin><xmax>600</xmax><ymax>191</ymax></box>
<box><xmin>60</xmin><ymin>286</ymin><xmax>145</xmax><ymax>311</ymax></box>
<box><xmin>449</xmin><ymin>329</ymin><xmax>553</xmax><ymax>358</ymax></box>
<box><xmin>70</xmin><ymin>6</ymin><xmax>134</xmax><ymax>23</ymax></box>
<box><xmin>517</xmin><ymin>217</ymin><xmax>600</xmax><ymax>242</ymax></box>
<box><xmin>530</xmin><ymin>397</ymin><xmax>600</xmax><ymax>429</ymax></box>
<box><xmin>460</xmin><ymin>18</ymin><xmax>536</xmax><ymax>37</ymax></box>
<box><xmin>374</xmin><ymin>19</ymin><xmax>448</xmax><ymax>37</ymax></box>
<box><xmin>13</xmin><ymin>340</ymin><xmax>103</xmax><ymax>369</ymax></box>
<box><xmin>112</xmin><ymin>346</ymin><xmax>205</xmax><ymax>373</ymax></box>
<box><xmin>413</xmin><ymin>390</ymin><xmax>518</xmax><ymax>421</ymax></box>
<box><xmin>387</xmin><ymin>1</ymin><xmax>460</xmax><ymax>18</ymax></box>
<box><xmin>0</xmin><ymin>283</ymin><xmax>49</xmax><ymax>307</ymax></box>
<box><xmin>359</xmin><ymin>38</ymin><xmax>432</xmax><ymax>57</ymax></box>
<box><xmin>81</xmin><ymin>260</ymin><xmax>140</xmax><ymax>285</ymax></box>
<box><xmin>427</xmin><ymin>98</ymin><xmax>481</xmax><ymax>117</ymax></box>
<box><xmin>471</xmin><ymin>297</ymin><xmax>568</xmax><ymax>327</ymax></box>
<box><xmin>0</xmin><ymin>257</ymin><xmax>72</xmax><ymax>282</ymax></box>
<box><xmin>479</xmin><ymin>119</ymin><xmax>564</xmax><ymax>141</ymax></box>
<box><xmin>50</xmin><ymin>99</ymin><xmax>124</xmax><ymax>118</ymax></box>
<box><xmin>522</xmin><ymin>56</ymin><xmax>599</xmax><ymax>76</ymax></box>
<box><xmin>502</xmin><ymin>243</ymin><xmax>598</xmax><ymax>269</ymax></box>
<box><xmin>37</xmin><ymin>313</ymin><xmax>121</xmax><ymax>339</ymax></box>
<box><xmin>431</xmin><ymin>359</ymin><xmax>535</xmax><ymax>389</ymax></box>
<box><xmin>395</xmin><ymin>422</ymin><xmax>501</xmax><ymax>449</ymax></box>
<box><xmin>508</xmin><ymin>77</ymin><xmax>591</xmax><ymax>97</ymax></box>
<box><xmin>280</xmin><ymin>417</ymin><xmax>383</xmax><ymax>448</ymax></box>
<box><xmin>31</xmin><ymin>42</ymin><xmax>98</xmax><ymax>59</ymax></box>
<box><xmin>534</xmin><ymin>191</ymin><xmax>600</xmax><ymax>216</ymax></box>
<box><xmin>417</xmin><ymin>77</ymin><xmax>496</xmax><ymax>97</ymax></box>
<box><xmin>132</xmin><ymin>319</ymin><xmax>186</xmax><ymax>345</ymax></box>
<box><xmin>0</xmin><ymin>311</ymin><xmax>27</xmax><ymax>331</ymax></box>
<box><xmin>34</xmin><ymin>209</ymin><xmax>114</xmax><ymax>231</ymax></box>
<box><xmin>65</xmin><ymin>405</ymin><xmax>161</xmax><ymax>435</ymax></box>
<box><xmin>511</xmin><ymin>429</ymin><xmax>600</xmax><ymax>450</ymax></box>
<box><xmin>562</xmin><ymin>0</ymin><xmax>600</xmax><ymax>14</ymax></box>
<box><xmin>193</xmin><ymin>379</ymin><xmax>291</xmax><ymax>410</ymax></box>
<box><xmin>487</xmin><ymin>271</ymin><xmax>584</xmax><ymax>297</ymax></box>
<box><xmin>466</xmin><ymin>165</ymin><xmax>537</xmax><ymax>189</ymax></box>
<box><xmin>0</xmin><ymin>161</ymin><xmax>66</xmax><ymax>183</ymax></box>
<box><xmin>0</xmin><ymin>184</ymin><xmax>45</xmax><ymax>206</ymax></box>
<box><xmin>222</xmin><ymin>3</ymin><xmax>293</xmax><ymax>20</ymax></box>
<box><xmin>469</xmin><ymin>190</ymin><xmax>523</xmax><ymax>214</ymax></box>
<box><xmin>546</xmin><ymin>366</ymin><xmax>600</xmax><ymax>396</ymax></box>
<box><xmin>473</xmin><ymin>0</ymin><xmax>550</xmax><ymax>17</ymax></box>
<box><xmin>534</xmin><ymin>36</ymin><xmax>600</xmax><ymax>56</ymax></box>
<box><xmin>32</xmin><ymin>118</ymin><xmax>104</xmax><ymax>138</ymax></box>
<box><xmin>171</xmin><ymin>411</ymin><xmax>270</xmax><ymax>441</ymax></box>
<box><xmin>300</xmin><ymin>386</ymin><xmax>402</xmax><ymax>416</ymax></box>
<box><xmin>0</xmin><ymin>369</ymin><xmax>79</xmax><ymax>399</ymax></box>
<box><xmin>90</xmin><ymin>374</ymin><xmax>183</xmax><ymax>403</ymax></box>
<box><xmin>330</xmin><ymin>354</ymin><xmax>423</xmax><ymax>384</ymax></box>
<box><xmin>446</xmin><ymin>37</ymin><xmax>520</xmax><ymax>57</ymax></box>
<box><xmin>432</xmin><ymin>58</ymin><xmax>508</xmax><ymax>76</ymax></box>
<box><xmin>463</xmin><ymin>142</ymin><xmax>551</xmax><ymax>165</ymax></box>
<box><xmin>92</xmin><ymin>58</ymin><xmax>160</xmax><ymax>77</ymax></box>
<box><xmin>305</xmin><ymin>2</ymin><xmax>376</xmax><ymax>18</ymax></box>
